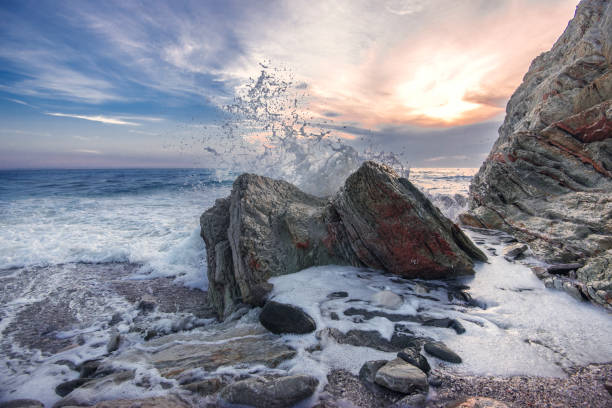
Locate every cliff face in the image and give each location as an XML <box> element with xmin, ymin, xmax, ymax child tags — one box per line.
<box><xmin>464</xmin><ymin>0</ymin><xmax>612</xmax><ymax>307</ymax></box>
<box><xmin>202</xmin><ymin>161</ymin><xmax>486</xmax><ymax>319</ymax></box>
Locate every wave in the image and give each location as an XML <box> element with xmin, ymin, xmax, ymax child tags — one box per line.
<box><xmin>185</xmin><ymin>65</ymin><xmax>410</xmax><ymax>197</ymax></box>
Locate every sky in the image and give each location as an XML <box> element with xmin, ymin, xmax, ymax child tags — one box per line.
<box><xmin>0</xmin><ymin>0</ymin><xmax>578</xmax><ymax>169</ymax></box>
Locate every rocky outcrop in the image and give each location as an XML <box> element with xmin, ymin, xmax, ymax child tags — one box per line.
<box><xmin>463</xmin><ymin>0</ymin><xmax>612</xmax><ymax>308</ymax></box>
<box><xmin>202</xmin><ymin>161</ymin><xmax>487</xmax><ymax>319</ymax></box>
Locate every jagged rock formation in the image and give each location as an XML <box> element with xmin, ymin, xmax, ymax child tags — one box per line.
<box><xmin>202</xmin><ymin>161</ymin><xmax>486</xmax><ymax>319</ymax></box>
<box><xmin>463</xmin><ymin>0</ymin><xmax>612</xmax><ymax>308</ymax></box>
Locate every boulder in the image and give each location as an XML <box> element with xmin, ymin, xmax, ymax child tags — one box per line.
<box><xmin>202</xmin><ymin>161</ymin><xmax>487</xmax><ymax>319</ymax></box>
<box><xmin>374</xmin><ymin>358</ymin><xmax>428</xmax><ymax>394</ymax></box>
<box><xmin>219</xmin><ymin>375</ymin><xmax>319</xmax><ymax>408</ymax></box>
<box><xmin>259</xmin><ymin>301</ymin><xmax>316</xmax><ymax>334</ymax></box>
<box><xmin>424</xmin><ymin>341</ymin><xmax>462</xmax><ymax>364</ymax></box>
<box><xmin>462</xmin><ymin>0</ymin><xmax>612</xmax><ymax>309</ymax></box>
<box><xmin>397</xmin><ymin>347</ymin><xmax>431</xmax><ymax>373</ymax></box>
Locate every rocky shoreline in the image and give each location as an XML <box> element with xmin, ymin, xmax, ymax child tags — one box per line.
<box><xmin>2</xmin><ymin>1</ymin><xmax>612</xmax><ymax>407</ymax></box>
<box><xmin>2</xmin><ymin>257</ymin><xmax>611</xmax><ymax>408</ymax></box>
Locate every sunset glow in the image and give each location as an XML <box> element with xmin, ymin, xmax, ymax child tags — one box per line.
<box><xmin>0</xmin><ymin>0</ymin><xmax>579</xmax><ymax>167</ymax></box>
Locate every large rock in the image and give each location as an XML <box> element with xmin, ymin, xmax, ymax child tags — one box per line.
<box><xmin>202</xmin><ymin>161</ymin><xmax>487</xmax><ymax>318</ymax></box>
<box><xmin>219</xmin><ymin>375</ymin><xmax>319</xmax><ymax>408</ymax></box>
<box><xmin>463</xmin><ymin>0</ymin><xmax>612</xmax><ymax>308</ymax></box>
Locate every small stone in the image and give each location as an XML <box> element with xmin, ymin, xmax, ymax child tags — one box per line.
<box><xmin>414</xmin><ymin>283</ymin><xmax>429</xmax><ymax>295</ymax></box>
<box><xmin>562</xmin><ymin>282</ymin><xmax>584</xmax><ymax>301</ymax></box>
<box><xmin>328</xmin><ymin>291</ymin><xmax>349</xmax><ymax>299</ymax></box>
<box><xmin>106</xmin><ymin>331</ymin><xmax>121</xmax><ymax>353</ymax></box>
<box><xmin>530</xmin><ymin>266</ymin><xmax>548</xmax><ymax>279</ymax></box>
<box><xmin>76</xmin><ymin>359</ymin><xmax>101</xmax><ymax>378</ymax></box>
<box><xmin>53</xmin><ymin>359</ymin><xmax>77</xmax><ymax>371</ymax></box>
<box><xmin>424</xmin><ymin>341</ymin><xmax>462</xmax><ymax>363</ymax></box>
<box><xmin>109</xmin><ymin>312</ymin><xmax>123</xmax><ymax>326</ymax></box>
<box><xmin>219</xmin><ymin>375</ymin><xmax>318</xmax><ymax>408</ymax></box>
<box><xmin>428</xmin><ymin>375</ymin><xmax>442</xmax><ymax>387</ymax></box>
<box><xmin>604</xmin><ymin>380</ymin><xmax>612</xmax><ymax>396</ymax></box>
<box><xmin>371</xmin><ymin>290</ymin><xmax>403</xmax><ymax>309</ymax></box>
<box><xmin>55</xmin><ymin>378</ymin><xmax>92</xmax><ymax>397</ymax></box>
<box><xmin>374</xmin><ymin>358</ymin><xmax>428</xmax><ymax>394</ymax></box>
<box><xmin>547</xmin><ymin>263</ymin><xmax>583</xmax><ymax>275</ymax></box>
<box><xmin>392</xmin><ymin>393</ymin><xmax>427</xmax><ymax>407</ymax></box>
<box><xmin>246</xmin><ymin>282</ymin><xmax>274</xmax><ymax>307</ymax></box>
<box><xmin>447</xmin><ymin>396</ymin><xmax>510</xmax><ymax>408</ymax></box>
<box><xmin>138</xmin><ymin>294</ymin><xmax>156</xmax><ymax>312</ymax></box>
<box><xmin>330</xmin><ymin>312</ymin><xmax>339</xmax><ymax>320</ymax></box>
<box><xmin>503</xmin><ymin>243</ymin><xmax>527</xmax><ymax>260</ymax></box>
<box><xmin>397</xmin><ymin>347</ymin><xmax>430</xmax><ymax>373</ymax></box>
<box><xmin>0</xmin><ymin>400</ymin><xmax>44</xmax><ymax>408</ymax></box>
<box><xmin>259</xmin><ymin>301</ymin><xmax>316</xmax><ymax>334</ymax></box>
<box><xmin>422</xmin><ymin>318</ymin><xmax>465</xmax><ymax>334</ymax></box>
<box><xmin>183</xmin><ymin>377</ymin><xmax>224</xmax><ymax>396</ymax></box>
<box><xmin>358</xmin><ymin>360</ymin><xmax>388</xmax><ymax>384</ymax></box>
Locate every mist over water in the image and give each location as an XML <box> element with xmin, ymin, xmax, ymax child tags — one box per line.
<box><xmin>191</xmin><ymin>65</ymin><xmax>410</xmax><ymax>197</ymax></box>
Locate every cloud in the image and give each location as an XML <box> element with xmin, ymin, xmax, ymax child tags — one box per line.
<box><xmin>4</xmin><ymin>97</ymin><xmax>37</xmax><ymax>108</ymax></box>
<box><xmin>384</xmin><ymin>0</ymin><xmax>426</xmax><ymax>16</ymax></box>
<box><xmin>0</xmin><ymin>128</ymin><xmax>51</xmax><ymax>137</ymax></box>
<box><xmin>46</xmin><ymin>112</ymin><xmax>140</xmax><ymax>125</ymax></box>
<box><xmin>73</xmin><ymin>149</ymin><xmax>102</xmax><ymax>154</ymax></box>
<box><xmin>424</xmin><ymin>155</ymin><xmax>470</xmax><ymax>163</ymax></box>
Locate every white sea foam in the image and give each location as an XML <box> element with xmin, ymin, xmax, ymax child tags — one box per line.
<box><xmin>0</xmin><ymin>186</ymin><xmax>230</xmax><ymax>290</ymax></box>
<box><xmin>270</xmin><ymin>230</ymin><xmax>612</xmax><ymax>379</ymax></box>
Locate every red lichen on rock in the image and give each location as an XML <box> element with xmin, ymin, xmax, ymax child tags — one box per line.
<box><xmin>366</xmin><ymin>182</ymin><xmax>461</xmax><ymax>278</ymax></box>
<box><xmin>490</xmin><ymin>153</ymin><xmax>507</xmax><ymax>163</ymax></box>
<box><xmin>247</xmin><ymin>255</ymin><xmax>261</xmax><ymax>271</ymax></box>
<box><xmin>554</xmin><ymin>102</ymin><xmax>612</xmax><ymax>143</ymax></box>
<box><xmin>295</xmin><ymin>240</ymin><xmax>309</xmax><ymax>249</ymax></box>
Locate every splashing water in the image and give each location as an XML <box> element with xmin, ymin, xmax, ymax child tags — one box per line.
<box><xmin>194</xmin><ymin>65</ymin><xmax>410</xmax><ymax>197</ymax></box>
